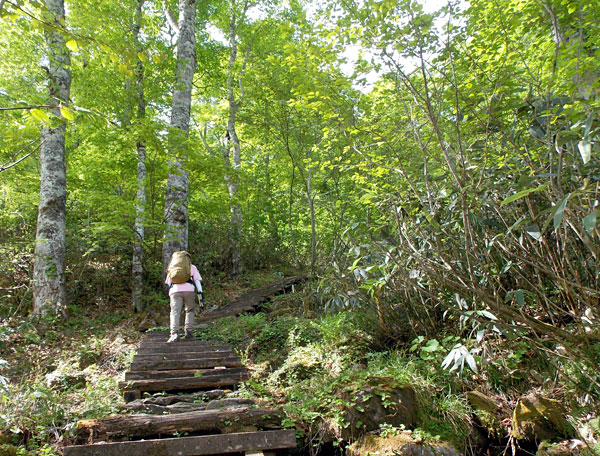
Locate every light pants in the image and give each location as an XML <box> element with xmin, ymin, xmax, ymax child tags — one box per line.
<box><xmin>169</xmin><ymin>291</ymin><xmax>195</xmax><ymax>335</ymax></box>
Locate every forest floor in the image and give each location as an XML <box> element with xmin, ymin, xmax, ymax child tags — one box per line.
<box><xmin>1</xmin><ymin>269</ymin><xmax>599</xmax><ymax>456</ymax></box>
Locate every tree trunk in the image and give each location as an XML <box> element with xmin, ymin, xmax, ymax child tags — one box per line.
<box><xmin>225</xmin><ymin>9</ymin><xmax>242</xmax><ymax>277</ymax></box>
<box><xmin>162</xmin><ymin>0</ymin><xmax>196</xmax><ymax>275</ymax></box>
<box><xmin>306</xmin><ymin>164</ymin><xmax>316</xmax><ymax>272</ymax></box>
<box><xmin>132</xmin><ymin>0</ymin><xmax>146</xmax><ymax>313</ymax></box>
<box><xmin>32</xmin><ymin>0</ymin><xmax>72</xmax><ymax>316</ymax></box>
<box><xmin>75</xmin><ymin>407</ymin><xmax>284</xmax><ymax>443</ymax></box>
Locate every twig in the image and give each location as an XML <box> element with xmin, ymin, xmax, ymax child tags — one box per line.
<box><xmin>0</xmin><ymin>105</ymin><xmax>58</xmax><ymax>111</ymax></box>
<box><xmin>0</xmin><ymin>139</ymin><xmax>42</xmax><ymax>172</ymax></box>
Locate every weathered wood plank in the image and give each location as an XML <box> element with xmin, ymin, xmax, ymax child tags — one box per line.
<box><xmin>119</xmin><ymin>374</ymin><xmax>245</xmax><ymax>391</ymax></box>
<box><xmin>64</xmin><ymin>430</ymin><xmax>296</xmax><ymax>456</ymax></box>
<box><xmin>124</xmin><ymin>367</ymin><xmax>247</xmax><ymax>381</ymax></box>
<box><xmin>132</xmin><ymin>350</ymin><xmax>236</xmax><ymax>362</ymax></box>
<box><xmin>129</xmin><ymin>357</ymin><xmax>241</xmax><ymax>371</ymax></box>
<box><xmin>139</xmin><ymin>338</ymin><xmax>229</xmax><ymax>346</ymax></box>
<box><xmin>75</xmin><ymin>407</ymin><xmax>285</xmax><ymax>443</ymax></box>
<box><xmin>135</xmin><ymin>345</ymin><xmax>232</xmax><ymax>355</ymax></box>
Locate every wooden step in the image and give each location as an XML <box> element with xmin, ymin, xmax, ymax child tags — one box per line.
<box><xmin>129</xmin><ymin>357</ymin><xmax>242</xmax><ymax>371</ymax></box>
<box><xmin>64</xmin><ymin>430</ymin><xmax>296</xmax><ymax>456</ymax></box>
<box><xmin>138</xmin><ymin>341</ymin><xmax>230</xmax><ymax>350</ymax></box>
<box><xmin>75</xmin><ymin>407</ymin><xmax>285</xmax><ymax>443</ymax></box>
<box><xmin>132</xmin><ymin>350</ymin><xmax>235</xmax><ymax>362</ymax></box>
<box><xmin>135</xmin><ymin>344</ymin><xmax>232</xmax><ymax>354</ymax></box>
<box><xmin>124</xmin><ymin>367</ymin><xmax>247</xmax><ymax>381</ymax></box>
<box><xmin>120</xmin><ymin>372</ymin><xmax>247</xmax><ymax>392</ymax></box>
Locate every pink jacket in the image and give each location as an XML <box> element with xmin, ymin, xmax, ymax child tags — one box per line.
<box><xmin>165</xmin><ymin>264</ymin><xmax>202</xmax><ymax>296</ymax></box>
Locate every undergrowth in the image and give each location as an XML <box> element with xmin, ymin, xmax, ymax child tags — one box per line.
<box><xmin>0</xmin><ymin>306</ymin><xmax>139</xmax><ymax>455</ymax></box>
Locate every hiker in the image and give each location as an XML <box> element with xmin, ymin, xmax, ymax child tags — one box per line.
<box><xmin>165</xmin><ymin>250</ymin><xmax>204</xmax><ymax>343</ymax></box>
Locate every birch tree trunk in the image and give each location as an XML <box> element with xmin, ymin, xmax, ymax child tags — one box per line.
<box><xmin>224</xmin><ymin>7</ymin><xmax>243</xmax><ymax>278</ymax></box>
<box><xmin>132</xmin><ymin>0</ymin><xmax>146</xmax><ymax>313</ymax></box>
<box><xmin>32</xmin><ymin>0</ymin><xmax>72</xmax><ymax>316</ymax></box>
<box><xmin>162</xmin><ymin>0</ymin><xmax>196</xmax><ymax>274</ymax></box>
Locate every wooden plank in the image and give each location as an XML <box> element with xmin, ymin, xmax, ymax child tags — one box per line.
<box><xmin>140</xmin><ymin>339</ymin><xmax>232</xmax><ymax>350</ymax></box>
<box><xmin>124</xmin><ymin>367</ymin><xmax>247</xmax><ymax>380</ymax></box>
<box><xmin>64</xmin><ymin>430</ymin><xmax>296</xmax><ymax>456</ymax></box>
<box><xmin>135</xmin><ymin>344</ymin><xmax>232</xmax><ymax>354</ymax></box>
<box><xmin>119</xmin><ymin>375</ymin><xmax>244</xmax><ymax>392</ymax></box>
<box><xmin>132</xmin><ymin>350</ymin><xmax>236</xmax><ymax>362</ymax></box>
<box><xmin>129</xmin><ymin>357</ymin><xmax>242</xmax><ymax>371</ymax></box>
<box><xmin>75</xmin><ymin>407</ymin><xmax>285</xmax><ymax>443</ymax></box>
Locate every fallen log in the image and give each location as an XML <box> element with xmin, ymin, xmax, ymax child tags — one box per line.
<box><xmin>65</xmin><ymin>430</ymin><xmax>296</xmax><ymax>456</ymax></box>
<box><xmin>75</xmin><ymin>407</ymin><xmax>284</xmax><ymax>443</ymax></box>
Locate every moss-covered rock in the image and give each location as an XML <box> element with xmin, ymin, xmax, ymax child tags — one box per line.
<box><xmin>466</xmin><ymin>391</ymin><xmax>506</xmax><ymax>439</ymax></box>
<box><xmin>346</xmin><ymin>433</ymin><xmax>460</xmax><ymax>456</ymax></box>
<box><xmin>321</xmin><ymin>379</ymin><xmax>417</xmax><ymax>442</ymax></box>
<box><xmin>512</xmin><ymin>394</ymin><xmax>572</xmax><ymax>442</ymax></box>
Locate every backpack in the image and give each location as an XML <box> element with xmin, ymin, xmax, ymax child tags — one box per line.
<box><xmin>167</xmin><ymin>251</ymin><xmax>192</xmax><ymax>284</ymax></box>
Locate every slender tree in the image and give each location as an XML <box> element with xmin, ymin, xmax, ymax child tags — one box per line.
<box><xmin>131</xmin><ymin>0</ymin><xmax>147</xmax><ymax>313</ymax></box>
<box><xmin>162</xmin><ymin>0</ymin><xmax>197</xmax><ymax>273</ymax></box>
<box><xmin>32</xmin><ymin>0</ymin><xmax>72</xmax><ymax>316</ymax></box>
<box><xmin>223</xmin><ymin>0</ymin><xmax>251</xmax><ymax>277</ymax></box>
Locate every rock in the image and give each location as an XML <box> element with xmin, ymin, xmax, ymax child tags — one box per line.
<box><xmin>321</xmin><ymin>380</ymin><xmax>417</xmax><ymax>442</ymax></box>
<box><xmin>512</xmin><ymin>394</ymin><xmax>572</xmax><ymax>442</ymax></box>
<box><xmin>45</xmin><ymin>368</ymin><xmax>86</xmax><ymax>391</ymax></box>
<box><xmin>346</xmin><ymin>434</ymin><xmax>461</xmax><ymax>456</ymax></box>
<box><xmin>205</xmin><ymin>398</ymin><xmax>255</xmax><ymax>410</ymax></box>
<box><xmin>466</xmin><ymin>391</ymin><xmax>505</xmax><ymax>439</ymax></box>
<box><xmin>466</xmin><ymin>391</ymin><xmax>499</xmax><ymax>413</ymax></box>
<box><xmin>537</xmin><ymin>439</ymin><xmax>586</xmax><ymax>456</ymax></box>
<box><xmin>167</xmin><ymin>402</ymin><xmax>207</xmax><ymax>412</ymax></box>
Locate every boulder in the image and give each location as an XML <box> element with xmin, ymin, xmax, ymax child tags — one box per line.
<box><xmin>512</xmin><ymin>394</ymin><xmax>572</xmax><ymax>442</ymax></box>
<box><xmin>321</xmin><ymin>381</ymin><xmax>417</xmax><ymax>442</ymax></box>
<box><xmin>466</xmin><ymin>391</ymin><xmax>505</xmax><ymax>439</ymax></box>
<box><xmin>347</xmin><ymin>434</ymin><xmax>460</xmax><ymax>456</ymax></box>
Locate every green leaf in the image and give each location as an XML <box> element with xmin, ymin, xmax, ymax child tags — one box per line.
<box><xmin>31</xmin><ymin>108</ymin><xmax>50</xmax><ymax>122</ymax></box>
<box><xmin>60</xmin><ymin>106</ymin><xmax>75</xmax><ymax>120</ymax></box>
<box><xmin>506</xmin><ymin>290</ymin><xmax>525</xmax><ymax>306</ymax></box>
<box><xmin>421</xmin><ymin>339</ymin><xmax>440</xmax><ymax>352</ymax></box>
<box><xmin>578</xmin><ymin>139</ymin><xmax>591</xmax><ymax>164</ymax></box>
<box><xmin>501</xmin><ymin>184</ymin><xmax>547</xmax><ymax>205</ymax></box>
<box><xmin>583</xmin><ymin>210</ymin><xmax>598</xmax><ymax>234</ymax></box>
<box><xmin>65</xmin><ymin>39</ymin><xmax>79</xmax><ymax>52</ymax></box>
<box><xmin>553</xmin><ymin>194</ymin><xmax>570</xmax><ymax>231</ymax></box>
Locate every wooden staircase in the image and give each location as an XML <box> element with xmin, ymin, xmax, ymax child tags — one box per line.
<box><xmin>64</xmin><ymin>330</ymin><xmax>297</xmax><ymax>456</ymax></box>
<box><xmin>120</xmin><ymin>333</ymin><xmax>246</xmax><ymax>402</ymax></box>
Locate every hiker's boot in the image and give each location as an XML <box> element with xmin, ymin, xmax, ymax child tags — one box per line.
<box><xmin>184</xmin><ymin>330</ymin><xmax>194</xmax><ymax>340</ymax></box>
<box><xmin>167</xmin><ymin>333</ymin><xmax>178</xmax><ymax>343</ymax></box>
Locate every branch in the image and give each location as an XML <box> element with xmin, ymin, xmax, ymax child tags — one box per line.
<box><xmin>0</xmin><ymin>105</ymin><xmax>58</xmax><ymax>111</ymax></box>
<box><xmin>0</xmin><ymin>139</ymin><xmax>42</xmax><ymax>172</ymax></box>
<box><xmin>163</xmin><ymin>1</ymin><xmax>180</xmax><ymax>39</ymax></box>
